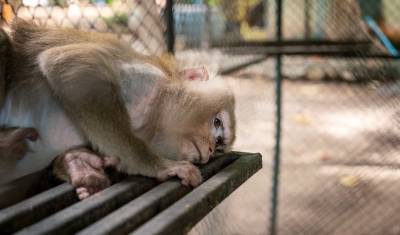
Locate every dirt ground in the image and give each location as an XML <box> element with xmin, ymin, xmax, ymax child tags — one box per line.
<box><xmin>190</xmin><ymin>67</ymin><xmax>400</xmax><ymax>235</ymax></box>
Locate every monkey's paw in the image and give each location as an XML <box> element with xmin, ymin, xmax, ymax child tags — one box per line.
<box><xmin>61</xmin><ymin>149</ymin><xmax>111</xmax><ymax>200</ymax></box>
<box><xmin>0</xmin><ymin>127</ymin><xmax>39</xmax><ymax>160</ymax></box>
<box><xmin>157</xmin><ymin>161</ymin><xmax>203</xmax><ymax>187</ymax></box>
<box><xmin>73</xmin><ymin>171</ymin><xmax>110</xmax><ymax>200</ymax></box>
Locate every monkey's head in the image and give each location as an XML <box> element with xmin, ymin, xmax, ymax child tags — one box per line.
<box><xmin>151</xmin><ymin>67</ymin><xmax>236</xmax><ymax>164</ymax></box>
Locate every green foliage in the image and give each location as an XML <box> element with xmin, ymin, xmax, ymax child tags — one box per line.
<box><xmin>103</xmin><ymin>13</ymin><xmax>129</xmax><ymax>27</ymax></box>
<box><xmin>207</xmin><ymin>0</ymin><xmax>220</xmax><ymax>6</ymax></box>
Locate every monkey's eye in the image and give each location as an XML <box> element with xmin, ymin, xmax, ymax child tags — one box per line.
<box><xmin>216</xmin><ymin>136</ymin><xmax>224</xmax><ymax>146</ymax></box>
<box><xmin>214</xmin><ymin>118</ymin><xmax>222</xmax><ymax>128</ymax></box>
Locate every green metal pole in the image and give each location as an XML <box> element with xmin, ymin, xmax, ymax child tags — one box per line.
<box><xmin>269</xmin><ymin>0</ymin><xmax>283</xmax><ymax>235</ymax></box>
<box><xmin>165</xmin><ymin>0</ymin><xmax>175</xmax><ymax>54</ymax></box>
<box><xmin>304</xmin><ymin>0</ymin><xmax>311</xmax><ymax>39</ymax></box>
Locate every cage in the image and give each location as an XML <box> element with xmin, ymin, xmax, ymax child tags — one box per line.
<box><xmin>0</xmin><ymin>0</ymin><xmax>399</xmax><ymax>234</ymax></box>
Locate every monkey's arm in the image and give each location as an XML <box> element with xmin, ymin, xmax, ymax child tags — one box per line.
<box><xmin>38</xmin><ymin>44</ymin><xmax>201</xmax><ymax>186</ymax></box>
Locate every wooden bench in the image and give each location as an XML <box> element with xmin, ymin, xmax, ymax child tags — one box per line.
<box><xmin>0</xmin><ymin>152</ymin><xmax>262</xmax><ymax>235</ymax></box>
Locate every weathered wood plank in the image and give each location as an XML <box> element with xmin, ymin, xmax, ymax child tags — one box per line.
<box><xmin>130</xmin><ymin>152</ymin><xmax>262</xmax><ymax>235</ymax></box>
<box><xmin>14</xmin><ymin>177</ymin><xmax>158</xmax><ymax>235</ymax></box>
<box><xmin>76</xmin><ymin>153</ymin><xmax>239</xmax><ymax>235</ymax></box>
<box><xmin>6</xmin><ymin>152</ymin><xmax>261</xmax><ymax>235</ymax></box>
<box><xmin>0</xmin><ymin>183</ymin><xmax>76</xmax><ymax>234</ymax></box>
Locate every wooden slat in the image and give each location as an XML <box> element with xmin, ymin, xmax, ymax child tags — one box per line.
<box><xmin>0</xmin><ymin>183</ymin><xmax>76</xmax><ymax>234</ymax></box>
<box><xmin>5</xmin><ymin>152</ymin><xmax>261</xmax><ymax>235</ymax></box>
<box><xmin>130</xmin><ymin>153</ymin><xmax>262</xmax><ymax>235</ymax></box>
<box><xmin>76</xmin><ymin>153</ymin><xmax>238</xmax><ymax>235</ymax></box>
<box><xmin>14</xmin><ymin>177</ymin><xmax>158</xmax><ymax>235</ymax></box>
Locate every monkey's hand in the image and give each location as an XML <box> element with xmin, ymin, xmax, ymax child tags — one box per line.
<box><xmin>156</xmin><ymin>160</ymin><xmax>202</xmax><ymax>187</ymax></box>
<box><xmin>0</xmin><ymin>127</ymin><xmax>38</xmax><ymax>160</ymax></box>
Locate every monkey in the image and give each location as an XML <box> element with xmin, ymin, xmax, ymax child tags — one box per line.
<box><xmin>0</xmin><ymin>20</ymin><xmax>236</xmax><ymax>199</ymax></box>
<box><xmin>0</xmin><ymin>127</ymin><xmax>38</xmax><ymax>159</ymax></box>
<box><xmin>0</xmin><ymin>23</ymin><xmax>40</xmax><ymax>163</ymax></box>
<box><xmin>0</xmin><ymin>26</ymin><xmax>10</xmax><ymax>106</ymax></box>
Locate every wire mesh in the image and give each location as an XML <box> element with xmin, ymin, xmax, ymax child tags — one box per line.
<box><xmin>275</xmin><ymin>1</ymin><xmax>400</xmax><ymax>234</ymax></box>
<box><xmin>174</xmin><ymin>1</ymin><xmax>400</xmax><ymax>235</ymax></box>
<box><xmin>1</xmin><ymin>0</ymin><xmax>168</xmax><ymax>55</ymax></box>
<box><xmin>1</xmin><ymin>0</ymin><xmax>400</xmax><ymax>235</ymax></box>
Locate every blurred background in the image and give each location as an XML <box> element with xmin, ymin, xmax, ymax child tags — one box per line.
<box><xmin>1</xmin><ymin>0</ymin><xmax>400</xmax><ymax>234</ymax></box>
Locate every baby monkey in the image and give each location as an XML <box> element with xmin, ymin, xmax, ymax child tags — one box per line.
<box><xmin>0</xmin><ymin>21</ymin><xmax>236</xmax><ymax>199</ymax></box>
<box><xmin>0</xmin><ymin>25</ymin><xmax>39</xmax><ymax>164</ymax></box>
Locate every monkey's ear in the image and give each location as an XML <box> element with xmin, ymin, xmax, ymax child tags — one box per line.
<box><xmin>180</xmin><ymin>66</ymin><xmax>209</xmax><ymax>81</ymax></box>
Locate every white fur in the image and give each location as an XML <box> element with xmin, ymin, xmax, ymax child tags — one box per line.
<box><xmin>0</xmin><ymin>61</ymin><xmax>164</xmax><ymax>185</ymax></box>
<box><xmin>219</xmin><ymin>110</ymin><xmax>231</xmax><ymax>143</ymax></box>
<box><xmin>120</xmin><ymin>62</ymin><xmax>165</xmax><ymax>130</ymax></box>
<box><xmin>0</xmin><ymin>88</ymin><xmax>85</xmax><ymax>184</ymax></box>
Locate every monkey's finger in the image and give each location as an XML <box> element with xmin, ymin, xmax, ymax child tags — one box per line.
<box><xmin>194</xmin><ymin>174</ymin><xmax>203</xmax><ymax>187</ymax></box>
<box><xmin>104</xmin><ymin>156</ymin><xmax>120</xmax><ymax>168</ymax></box>
<box><xmin>83</xmin><ymin>153</ymin><xmax>105</xmax><ymax>170</ymax></box>
<box><xmin>86</xmin><ymin>173</ymin><xmax>109</xmax><ymax>187</ymax></box>
<box><xmin>178</xmin><ymin>162</ymin><xmax>202</xmax><ymax>187</ymax></box>
<box><xmin>76</xmin><ymin>187</ymin><xmax>90</xmax><ymax>200</ymax></box>
<box><xmin>86</xmin><ymin>180</ymin><xmax>109</xmax><ymax>196</ymax></box>
<box><xmin>188</xmin><ymin>169</ymin><xmax>202</xmax><ymax>187</ymax></box>
<box><xmin>167</xmin><ymin>171</ymin><xmax>177</xmax><ymax>177</ymax></box>
<box><xmin>87</xmin><ymin>186</ymin><xmax>99</xmax><ymax>195</ymax></box>
<box><xmin>181</xmin><ymin>178</ymin><xmax>190</xmax><ymax>187</ymax></box>
<box><xmin>177</xmin><ymin>169</ymin><xmax>199</xmax><ymax>187</ymax></box>
<box><xmin>25</xmin><ymin>128</ymin><xmax>40</xmax><ymax>141</ymax></box>
<box><xmin>76</xmin><ymin>187</ymin><xmax>86</xmax><ymax>194</ymax></box>
<box><xmin>10</xmin><ymin>128</ymin><xmax>39</xmax><ymax>142</ymax></box>
<box><xmin>96</xmin><ymin>176</ymin><xmax>111</xmax><ymax>189</ymax></box>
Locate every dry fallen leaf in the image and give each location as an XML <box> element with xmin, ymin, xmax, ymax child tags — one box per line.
<box><xmin>320</xmin><ymin>153</ymin><xmax>332</xmax><ymax>162</ymax></box>
<box><xmin>293</xmin><ymin>114</ymin><xmax>312</xmax><ymax>125</ymax></box>
<box><xmin>340</xmin><ymin>175</ymin><xmax>360</xmax><ymax>188</ymax></box>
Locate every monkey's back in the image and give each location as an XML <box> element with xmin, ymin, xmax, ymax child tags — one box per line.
<box><xmin>11</xmin><ymin>20</ymin><xmax>127</xmax><ymax>57</ymax></box>
<box><xmin>7</xmin><ymin>20</ymin><xmax>136</xmax><ymax>86</ymax></box>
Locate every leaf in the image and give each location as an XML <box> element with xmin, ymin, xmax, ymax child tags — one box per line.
<box><xmin>293</xmin><ymin>113</ymin><xmax>312</xmax><ymax>125</ymax></box>
<box><xmin>340</xmin><ymin>175</ymin><xmax>360</xmax><ymax>188</ymax></box>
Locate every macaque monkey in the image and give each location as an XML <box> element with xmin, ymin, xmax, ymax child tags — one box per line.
<box><xmin>0</xmin><ymin>26</ymin><xmax>9</xmax><ymax>105</ymax></box>
<box><xmin>0</xmin><ymin>24</ymin><xmax>40</xmax><ymax>162</ymax></box>
<box><xmin>0</xmin><ymin>20</ymin><xmax>236</xmax><ymax>199</ymax></box>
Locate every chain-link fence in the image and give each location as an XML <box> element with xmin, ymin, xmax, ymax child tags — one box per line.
<box><xmin>204</xmin><ymin>1</ymin><xmax>399</xmax><ymax>235</ymax></box>
<box><xmin>1</xmin><ymin>0</ymin><xmax>400</xmax><ymax>235</ymax></box>
<box><xmin>1</xmin><ymin>0</ymin><xmax>168</xmax><ymax>54</ymax></box>
<box><xmin>178</xmin><ymin>1</ymin><xmax>400</xmax><ymax>235</ymax></box>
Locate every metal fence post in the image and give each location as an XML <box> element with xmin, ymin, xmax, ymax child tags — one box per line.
<box><xmin>269</xmin><ymin>0</ymin><xmax>283</xmax><ymax>235</ymax></box>
<box><xmin>304</xmin><ymin>0</ymin><xmax>311</xmax><ymax>39</ymax></box>
<box><xmin>165</xmin><ymin>0</ymin><xmax>175</xmax><ymax>54</ymax></box>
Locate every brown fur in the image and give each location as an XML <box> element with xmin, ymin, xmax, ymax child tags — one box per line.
<box><xmin>2</xmin><ymin>20</ymin><xmax>235</xmax><ymax>189</ymax></box>
<box><xmin>0</xmin><ymin>27</ymin><xmax>11</xmax><ymax>106</ymax></box>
